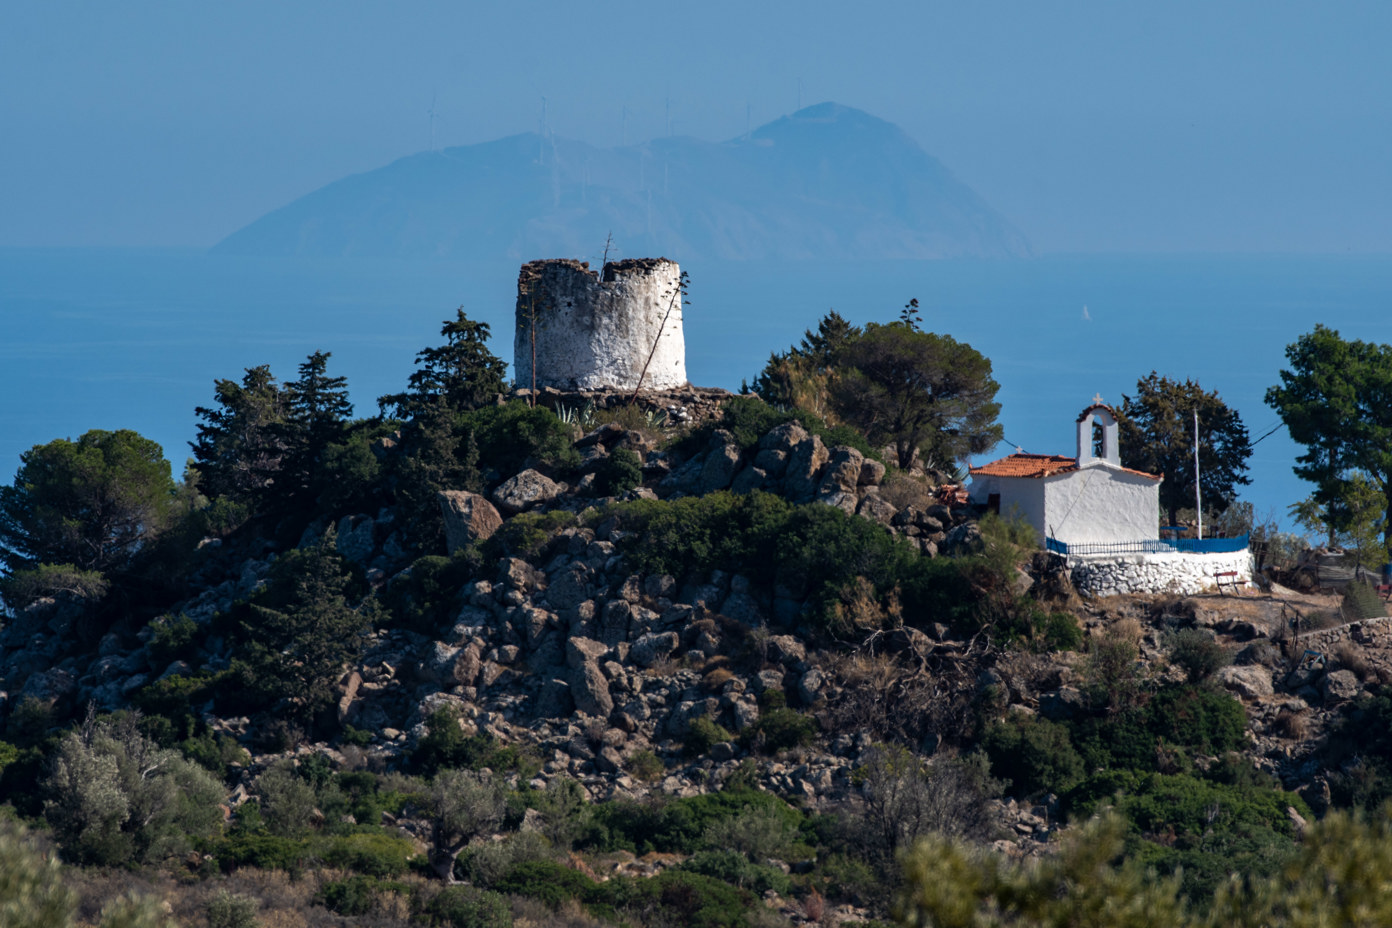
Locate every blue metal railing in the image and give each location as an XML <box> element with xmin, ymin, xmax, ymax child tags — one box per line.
<box><xmin>1046</xmin><ymin>535</ymin><xmax>1250</xmax><ymax>557</ymax></box>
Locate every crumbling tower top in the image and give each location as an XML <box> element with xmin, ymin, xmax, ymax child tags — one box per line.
<box><xmin>513</xmin><ymin>257</ymin><xmax>687</xmax><ymax>392</ymax></box>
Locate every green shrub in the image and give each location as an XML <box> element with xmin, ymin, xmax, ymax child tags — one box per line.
<box><xmin>44</xmin><ymin>714</ymin><xmax>225</xmax><ymax>866</ymax></box>
<box><xmin>315</xmin><ymin>875</ymin><xmax>377</xmax><ymax>916</ymax></box>
<box><xmin>383</xmin><ymin>555</ymin><xmax>478</xmax><ymax>634</ymax></box>
<box><xmin>131</xmin><ymin>671</ymin><xmax>222</xmax><ymax>718</ymax></box>
<box><xmin>590</xmin><ymin>447</ymin><xmax>643</xmax><ymax>497</ymax></box>
<box><xmin>213</xmin><ymin>834</ymin><xmax>313</xmax><ymax>873</ymax></box>
<box><xmin>1065</xmin><ymin>769</ymin><xmax>1310</xmax><ymax>902</ymax></box>
<box><xmin>146</xmin><ymin>614</ymin><xmax>199</xmax><ymax>668</ymax></box>
<box><xmin>483</xmin><ymin>509</ymin><xmax>578</xmax><ymax>561</ymax></box>
<box><xmin>579</xmin><ymin>789</ymin><xmax>801</xmax><ymax>856</ymax></box>
<box><xmin>493</xmin><ymin>859</ymin><xmax>595</xmax><ymax>907</ymax></box>
<box><xmin>206</xmin><ymin>890</ymin><xmax>259</xmax><ymax>928</ymax></box>
<box><xmin>0</xmin><ymin>819</ymin><xmax>77</xmax><ymax>928</ymax></box>
<box><xmin>628</xmin><ymin>750</ymin><xmax>665</xmax><ymax>783</ymax></box>
<box><xmin>982</xmin><ymin>713</ymin><xmax>1084</xmax><ymax>797</ymax></box>
<box><xmin>465</xmin><ymin>401</ymin><xmax>579</xmax><ymax>480</ymax></box>
<box><xmin>746</xmin><ymin>707</ymin><xmax>817</xmax><ymax>753</ymax></box>
<box><xmin>679</xmin><ymin>848</ymin><xmax>792</xmax><ymax>895</ymax></box>
<box><xmin>685</xmin><ymin>717</ymin><xmax>733</xmax><ymax>757</ymax></box>
<box><xmin>1344</xmin><ymin>580</ymin><xmax>1387</xmax><ymax>622</ymax></box>
<box><xmin>318</xmin><ymin>832</ymin><xmax>417</xmax><ymax>877</ymax></box>
<box><xmin>179</xmin><ymin>730</ymin><xmax>248</xmax><ymax>779</ymax></box>
<box><xmin>589</xmin><ymin>869</ymin><xmax>756</xmax><ymax>928</ymax></box>
<box><xmin>315</xmin><ymin>875</ymin><xmax>407</xmax><ymax>917</ymax></box>
<box><xmin>411</xmin><ymin>707</ymin><xmax>536</xmax><ymax>776</ymax></box>
<box><xmin>608</xmin><ymin>490</ymin><xmax>970</xmax><ymax>635</ymax></box>
<box><xmin>422</xmin><ymin>885</ymin><xmax>513</xmax><ymax>928</ymax></box>
<box><xmin>1168</xmin><ymin>629</ymin><xmax>1229</xmax><ymax>683</ymax></box>
<box><xmin>674</xmin><ymin>395</ymin><xmax>881</xmax><ymax>463</ymax></box>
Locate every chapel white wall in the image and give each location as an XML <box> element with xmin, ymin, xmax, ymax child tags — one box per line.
<box><xmin>1043</xmin><ymin>465</ymin><xmax>1158</xmax><ymax>544</ymax></box>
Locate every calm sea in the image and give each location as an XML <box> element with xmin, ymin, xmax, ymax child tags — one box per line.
<box><xmin>3</xmin><ymin>248</ymin><xmax>1390</xmax><ymax>531</ymax></box>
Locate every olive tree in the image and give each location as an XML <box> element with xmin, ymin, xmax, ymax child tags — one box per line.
<box><xmin>43</xmin><ymin>713</ymin><xmax>224</xmax><ymax>866</ymax></box>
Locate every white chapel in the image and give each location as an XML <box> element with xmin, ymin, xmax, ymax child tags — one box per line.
<box><xmin>968</xmin><ymin>402</ymin><xmax>1162</xmax><ymax>546</ymax></box>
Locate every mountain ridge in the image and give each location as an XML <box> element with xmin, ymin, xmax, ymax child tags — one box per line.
<box><xmin>214</xmin><ymin>102</ymin><xmax>1031</xmax><ymax>261</ymax></box>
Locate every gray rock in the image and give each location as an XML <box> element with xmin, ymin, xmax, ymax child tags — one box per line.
<box><xmin>730</xmin><ymin>465</ymin><xmax>770</xmax><ymax>495</ymax></box>
<box><xmin>817</xmin><ymin>446</ymin><xmax>864</xmax><ymax>498</ymax></box>
<box><xmin>453</xmin><ymin>645</ymin><xmax>483</xmax><ymax>687</ymax></box>
<box><xmin>753</xmin><ymin>448</ymin><xmax>789</xmax><ymax>478</ymax></box>
<box><xmin>941</xmin><ymin>522</ymin><xmax>986</xmax><ymax>557</ymax></box>
<box><xmin>631</xmin><ymin>631</ymin><xmax>680</xmax><ymax>668</ymax></box>
<box><xmin>753</xmin><ymin>669</ymin><xmax>786</xmax><ymax>694</ymax></box>
<box><xmin>783</xmin><ymin>435</ymin><xmax>830</xmax><ymax>502</ymax></box>
<box><xmin>491</xmin><ymin>469</ymin><xmax>563</xmax><ymax>515</ymax></box>
<box><xmin>570</xmin><ymin>661</ymin><xmax>613</xmax><ymax>717</ymax></box>
<box><xmin>856</xmin><ymin>492</ymin><xmax>898</xmax><ymax>527</ymax></box>
<box><xmin>534</xmin><ymin>678</ymin><xmax>574</xmax><ymax>718</ymax></box>
<box><xmin>1216</xmin><ymin>664</ymin><xmax>1275</xmax><ymax>699</ymax></box>
<box><xmin>1039</xmin><ymin>686</ymin><xmax>1086</xmax><ymax>721</ymax></box>
<box><xmin>600</xmin><ymin>600</ymin><xmax>633</xmax><ymax>646</ymax></box>
<box><xmin>767</xmin><ymin>635</ymin><xmax>807</xmax><ymax>668</ymax></box>
<box><xmin>699</xmin><ymin>430</ymin><xmax>742</xmax><ymax>493</ymax></box>
<box><xmin>566</xmin><ymin>637</ymin><xmax>609</xmax><ymax>669</ymax></box>
<box><xmin>1322</xmin><ymin>668</ymin><xmax>1362</xmax><ymax>703</ymax></box>
<box><xmin>858</xmin><ymin>459</ymin><xmax>887</xmax><ymax>486</ymax></box>
<box><xmin>760</xmin><ymin>422</ymin><xmax>810</xmax><ymax>455</ymax></box>
<box><xmin>336</xmin><ymin>514</ymin><xmax>377</xmax><ymax>565</ymax></box>
<box><xmin>731</xmin><ymin>697</ymin><xmax>760</xmax><ymax>731</ymax></box>
<box><xmin>18</xmin><ymin>667</ymin><xmax>76</xmax><ymax>705</ymax></box>
<box><xmin>797</xmin><ymin>668</ymin><xmax>825</xmax><ymax>705</ymax></box>
<box><xmin>437</xmin><ymin>491</ymin><xmax>503</xmax><ymax>555</ymax></box>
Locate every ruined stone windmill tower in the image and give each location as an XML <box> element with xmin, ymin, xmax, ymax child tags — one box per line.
<box><xmin>513</xmin><ymin>258</ymin><xmax>687</xmax><ymax>392</ymax></box>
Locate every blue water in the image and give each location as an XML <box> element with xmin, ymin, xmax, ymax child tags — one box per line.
<box><xmin>3</xmin><ymin>248</ymin><xmax>1391</xmax><ymax>531</ymax></box>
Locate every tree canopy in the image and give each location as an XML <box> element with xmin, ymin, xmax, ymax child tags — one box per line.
<box><xmin>1266</xmin><ymin>325</ymin><xmax>1392</xmax><ymax>555</ymax></box>
<box><xmin>1118</xmin><ymin>372</ymin><xmax>1252</xmax><ymax>527</ymax></box>
<box><xmin>378</xmin><ymin>309</ymin><xmax>508</xmax><ymax>419</ymax></box>
<box><xmin>0</xmin><ymin>429</ymin><xmax>176</xmax><ymax>575</ymax></box>
<box><xmin>189</xmin><ymin>364</ymin><xmax>287</xmax><ymax>508</ymax></box>
<box><xmin>752</xmin><ymin>311</ymin><xmax>1002</xmax><ymax>470</ymax></box>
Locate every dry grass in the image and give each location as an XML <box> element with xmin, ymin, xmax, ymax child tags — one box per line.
<box><xmin>1333</xmin><ymin>639</ymin><xmax>1374</xmax><ymax>681</ymax></box>
<box><xmin>702</xmin><ymin>667</ymin><xmax>736</xmax><ymax>692</ymax></box>
<box><xmin>69</xmin><ymin>867</ymin><xmax>427</xmax><ymax>928</ymax></box>
<box><xmin>1275</xmin><ymin>708</ymin><xmax>1310</xmax><ymax>740</ymax></box>
<box><xmin>878</xmin><ymin>472</ymin><xmax>934</xmax><ymax>511</ymax></box>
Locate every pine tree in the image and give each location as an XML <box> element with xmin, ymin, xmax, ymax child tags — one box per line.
<box><xmin>1119</xmin><ymin>372</ymin><xmax>1252</xmax><ymax>527</ymax></box>
<box><xmin>237</xmin><ymin>528</ymin><xmax>370</xmax><ymax>719</ymax></box>
<box><xmin>189</xmin><ymin>364</ymin><xmax>288</xmax><ymax>509</ymax></box>
<box><xmin>378</xmin><ymin>309</ymin><xmax>507</xmax><ymax>419</ymax></box>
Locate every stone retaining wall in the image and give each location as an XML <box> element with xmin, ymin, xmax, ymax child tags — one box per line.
<box><xmin>1070</xmin><ymin>548</ymin><xmax>1255</xmax><ymax>597</ymax></box>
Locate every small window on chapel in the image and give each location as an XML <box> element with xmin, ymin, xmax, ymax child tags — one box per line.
<box><xmin>987</xmin><ymin>493</ymin><xmax>1001</xmax><ymax>515</ymax></box>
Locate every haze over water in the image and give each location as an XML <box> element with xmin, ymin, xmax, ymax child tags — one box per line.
<box><xmin>4</xmin><ymin>247</ymin><xmax>1389</xmax><ymax>530</ymax></box>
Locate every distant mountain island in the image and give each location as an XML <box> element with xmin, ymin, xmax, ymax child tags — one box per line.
<box><xmin>214</xmin><ymin>103</ymin><xmax>1031</xmax><ymax>261</ymax></box>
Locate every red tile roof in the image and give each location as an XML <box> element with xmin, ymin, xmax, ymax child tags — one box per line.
<box><xmin>970</xmin><ymin>453</ymin><xmax>1078</xmax><ymax>478</ymax></box>
<box><xmin>970</xmin><ymin>452</ymin><xmax>1161</xmax><ymax>481</ymax></box>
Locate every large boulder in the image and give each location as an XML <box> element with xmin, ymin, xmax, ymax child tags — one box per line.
<box><xmin>1215</xmin><ymin>664</ymin><xmax>1274</xmax><ymax>699</ymax></box>
<box><xmin>491</xmin><ymin>469</ymin><xmax>563</xmax><ymax>515</ymax></box>
<box><xmin>698</xmin><ymin>430</ymin><xmax>742</xmax><ymax>494</ymax></box>
<box><xmin>783</xmin><ymin>435</ymin><xmax>830</xmax><ymax>502</ymax></box>
<box><xmin>816</xmin><ymin>446</ymin><xmax>864</xmax><ymax>512</ymax></box>
<box><xmin>631</xmin><ymin>631</ymin><xmax>680</xmax><ymax>668</ymax></box>
<box><xmin>437</xmin><ymin>491</ymin><xmax>503</xmax><ymax>555</ymax></box>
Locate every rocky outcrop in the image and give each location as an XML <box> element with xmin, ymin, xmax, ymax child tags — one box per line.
<box><xmin>438</xmin><ymin>491</ymin><xmax>503</xmax><ymax>554</ymax></box>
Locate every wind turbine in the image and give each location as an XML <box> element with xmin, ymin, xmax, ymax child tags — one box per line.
<box><xmin>427</xmin><ymin>91</ymin><xmax>438</xmax><ymax>151</ymax></box>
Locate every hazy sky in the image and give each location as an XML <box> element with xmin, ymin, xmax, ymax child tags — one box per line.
<box><xmin>3</xmin><ymin>1</ymin><xmax>1389</xmax><ymax>253</ymax></box>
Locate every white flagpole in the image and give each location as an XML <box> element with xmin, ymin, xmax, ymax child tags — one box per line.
<box><xmin>1194</xmin><ymin>408</ymin><xmax>1203</xmax><ymax>540</ymax></box>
